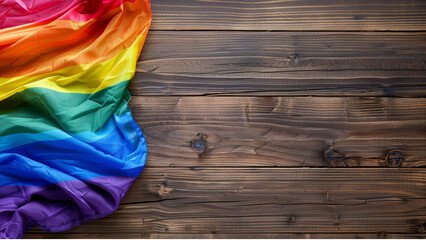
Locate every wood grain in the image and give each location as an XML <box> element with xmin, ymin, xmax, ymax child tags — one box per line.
<box><xmin>131</xmin><ymin>31</ymin><xmax>426</xmax><ymax>97</ymax></box>
<box><xmin>149</xmin><ymin>0</ymin><xmax>426</xmax><ymax>31</ymax></box>
<box><xmin>129</xmin><ymin>96</ymin><xmax>426</xmax><ymax>167</ymax></box>
<box><xmin>26</xmin><ymin>168</ymin><xmax>426</xmax><ymax>234</ymax></box>
<box><xmin>10</xmin><ymin>0</ymin><xmax>426</xmax><ymax>239</ymax></box>
<box><xmin>24</xmin><ymin>233</ymin><xmax>426</xmax><ymax>239</ymax></box>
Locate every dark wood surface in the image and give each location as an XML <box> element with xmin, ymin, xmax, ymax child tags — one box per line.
<box><xmin>24</xmin><ymin>234</ymin><xmax>426</xmax><ymax>239</ymax></box>
<box><xmin>26</xmin><ymin>0</ymin><xmax>426</xmax><ymax>238</ymax></box>
<box><xmin>148</xmin><ymin>0</ymin><xmax>426</xmax><ymax>31</ymax></box>
<box><xmin>130</xmin><ymin>31</ymin><xmax>426</xmax><ymax>97</ymax></box>
<box><xmin>128</xmin><ymin>97</ymin><xmax>426</xmax><ymax>167</ymax></box>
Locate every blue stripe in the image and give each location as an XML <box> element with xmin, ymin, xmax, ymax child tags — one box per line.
<box><xmin>0</xmin><ymin>112</ymin><xmax>147</xmax><ymax>187</ymax></box>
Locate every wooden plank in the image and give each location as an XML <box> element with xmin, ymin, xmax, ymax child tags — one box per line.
<box><xmin>149</xmin><ymin>0</ymin><xmax>426</xmax><ymax>31</ymax></box>
<box><xmin>24</xmin><ymin>233</ymin><xmax>426</xmax><ymax>239</ymax></box>
<box><xmin>129</xmin><ymin>96</ymin><xmax>426</xmax><ymax>167</ymax></box>
<box><xmin>27</xmin><ymin>168</ymin><xmax>426</xmax><ymax>234</ymax></box>
<box><xmin>131</xmin><ymin>31</ymin><xmax>426</xmax><ymax>97</ymax></box>
<box><xmin>24</xmin><ymin>233</ymin><xmax>151</xmax><ymax>239</ymax></box>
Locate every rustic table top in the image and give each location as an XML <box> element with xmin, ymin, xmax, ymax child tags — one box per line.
<box><xmin>27</xmin><ymin>0</ymin><xmax>426</xmax><ymax>238</ymax></box>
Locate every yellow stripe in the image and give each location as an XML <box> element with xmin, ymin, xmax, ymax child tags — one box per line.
<box><xmin>0</xmin><ymin>31</ymin><xmax>146</xmax><ymax>102</ymax></box>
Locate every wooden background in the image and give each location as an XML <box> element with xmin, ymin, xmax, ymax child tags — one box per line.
<box><xmin>27</xmin><ymin>0</ymin><xmax>426</xmax><ymax>238</ymax></box>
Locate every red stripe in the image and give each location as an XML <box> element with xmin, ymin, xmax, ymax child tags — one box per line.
<box><xmin>0</xmin><ymin>0</ymin><xmax>134</xmax><ymax>29</ymax></box>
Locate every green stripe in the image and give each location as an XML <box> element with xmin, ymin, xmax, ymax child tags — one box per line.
<box><xmin>0</xmin><ymin>81</ymin><xmax>131</xmax><ymax>137</ymax></box>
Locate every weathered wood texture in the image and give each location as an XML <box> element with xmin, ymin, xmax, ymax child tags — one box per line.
<box><xmin>24</xmin><ymin>233</ymin><xmax>426</xmax><ymax>239</ymax></box>
<box><xmin>26</xmin><ymin>168</ymin><xmax>426</xmax><ymax>235</ymax></box>
<box><xmin>129</xmin><ymin>96</ymin><xmax>426</xmax><ymax>167</ymax></box>
<box><xmin>131</xmin><ymin>31</ymin><xmax>426</xmax><ymax>97</ymax></box>
<box><xmin>149</xmin><ymin>0</ymin><xmax>426</xmax><ymax>31</ymax></box>
<box><xmin>27</xmin><ymin>0</ymin><xmax>426</xmax><ymax>238</ymax></box>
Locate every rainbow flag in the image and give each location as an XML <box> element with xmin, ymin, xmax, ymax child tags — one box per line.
<box><xmin>0</xmin><ymin>0</ymin><xmax>151</xmax><ymax>238</ymax></box>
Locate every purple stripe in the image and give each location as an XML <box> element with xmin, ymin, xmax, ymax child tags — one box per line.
<box><xmin>0</xmin><ymin>176</ymin><xmax>137</xmax><ymax>239</ymax></box>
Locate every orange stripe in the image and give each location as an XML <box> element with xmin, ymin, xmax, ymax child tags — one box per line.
<box><xmin>0</xmin><ymin>31</ymin><xmax>148</xmax><ymax>101</ymax></box>
<box><xmin>0</xmin><ymin>0</ymin><xmax>151</xmax><ymax>78</ymax></box>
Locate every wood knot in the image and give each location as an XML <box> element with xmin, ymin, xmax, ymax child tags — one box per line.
<box><xmin>324</xmin><ymin>149</ymin><xmax>348</xmax><ymax>167</ymax></box>
<box><xmin>385</xmin><ymin>150</ymin><xmax>404</xmax><ymax>167</ymax></box>
<box><xmin>156</xmin><ymin>183</ymin><xmax>173</xmax><ymax>197</ymax></box>
<box><xmin>376</xmin><ymin>232</ymin><xmax>388</xmax><ymax>238</ymax></box>
<box><xmin>288</xmin><ymin>215</ymin><xmax>295</xmax><ymax>225</ymax></box>
<box><xmin>287</xmin><ymin>54</ymin><xmax>299</xmax><ymax>65</ymax></box>
<box><xmin>191</xmin><ymin>133</ymin><xmax>208</xmax><ymax>154</ymax></box>
<box><xmin>185</xmin><ymin>225</ymin><xmax>192</xmax><ymax>232</ymax></box>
